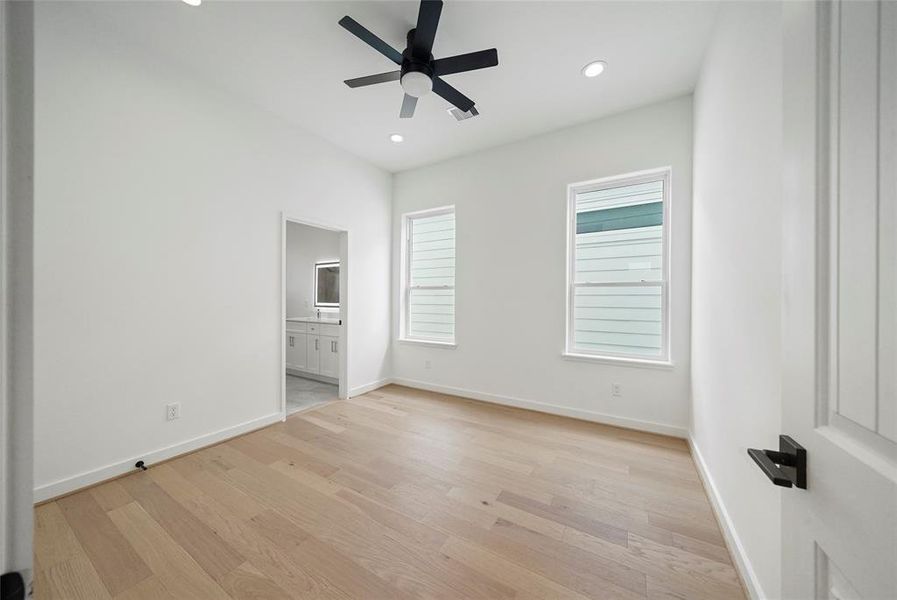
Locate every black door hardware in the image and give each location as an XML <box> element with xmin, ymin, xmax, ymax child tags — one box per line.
<box><xmin>747</xmin><ymin>435</ymin><xmax>806</xmax><ymax>489</ymax></box>
<box><xmin>1</xmin><ymin>571</ymin><xmax>26</xmax><ymax>600</ymax></box>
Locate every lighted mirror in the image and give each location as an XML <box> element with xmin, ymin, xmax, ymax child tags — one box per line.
<box><xmin>314</xmin><ymin>262</ymin><xmax>340</xmax><ymax>307</ymax></box>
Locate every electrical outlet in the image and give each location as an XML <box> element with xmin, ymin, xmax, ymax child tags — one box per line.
<box><xmin>611</xmin><ymin>383</ymin><xmax>622</xmax><ymax>397</ymax></box>
<box><xmin>424</xmin><ymin>360</ymin><xmax>432</xmax><ymax>369</ymax></box>
<box><xmin>166</xmin><ymin>402</ymin><xmax>180</xmax><ymax>421</ymax></box>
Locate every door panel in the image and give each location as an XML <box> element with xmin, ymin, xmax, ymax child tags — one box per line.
<box><xmin>782</xmin><ymin>2</ymin><xmax>897</xmax><ymax>598</ymax></box>
<box><xmin>835</xmin><ymin>0</ymin><xmax>892</xmax><ymax>434</ymax></box>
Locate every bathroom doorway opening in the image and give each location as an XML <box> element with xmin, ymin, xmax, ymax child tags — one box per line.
<box><xmin>280</xmin><ymin>215</ymin><xmax>348</xmax><ymax>418</ymax></box>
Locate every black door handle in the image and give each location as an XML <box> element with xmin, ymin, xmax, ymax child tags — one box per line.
<box><xmin>747</xmin><ymin>435</ymin><xmax>807</xmax><ymax>489</ymax></box>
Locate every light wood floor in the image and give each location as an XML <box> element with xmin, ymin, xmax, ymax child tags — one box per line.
<box><xmin>34</xmin><ymin>385</ymin><xmax>745</xmax><ymax>600</ymax></box>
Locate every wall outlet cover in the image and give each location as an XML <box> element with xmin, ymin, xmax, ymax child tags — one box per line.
<box><xmin>166</xmin><ymin>402</ymin><xmax>180</xmax><ymax>421</ymax></box>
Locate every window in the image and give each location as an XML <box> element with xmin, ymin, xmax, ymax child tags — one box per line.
<box><xmin>401</xmin><ymin>206</ymin><xmax>455</xmax><ymax>345</ymax></box>
<box><xmin>566</xmin><ymin>168</ymin><xmax>670</xmax><ymax>363</ymax></box>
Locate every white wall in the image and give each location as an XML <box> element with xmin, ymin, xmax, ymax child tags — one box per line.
<box><xmin>690</xmin><ymin>2</ymin><xmax>783</xmax><ymax>598</ymax></box>
<box><xmin>392</xmin><ymin>96</ymin><xmax>693</xmax><ymax>436</ymax></box>
<box><xmin>286</xmin><ymin>222</ymin><xmax>340</xmax><ymax>318</ymax></box>
<box><xmin>33</xmin><ymin>3</ymin><xmax>392</xmax><ymax>500</ymax></box>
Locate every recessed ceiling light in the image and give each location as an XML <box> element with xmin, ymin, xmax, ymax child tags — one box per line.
<box><xmin>581</xmin><ymin>60</ymin><xmax>607</xmax><ymax>78</ymax></box>
<box><xmin>182</xmin><ymin>0</ymin><xmax>202</xmax><ymax>6</ymax></box>
<box><xmin>389</xmin><ymin>133</ymin><xmax>404</xmax><ymax>143</ymax></box>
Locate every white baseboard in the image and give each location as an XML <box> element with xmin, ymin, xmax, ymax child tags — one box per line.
<box><xmin>390</xmin><ymin>377</ymin><xmax>687</xmax><ymax>438</ymax></box>
<box><xmin>33</xmin><ymin>412</ymin><xmax>283</xmax><ymax>503</ymax></box>
<box><xmin>688</xmin><ymin>436</ymin><xmax>765</xmax><ymax>600</ymax></box>
<box><xmin>348</xmin><ymin>378</ymin><xmax>392</xmax><ymax>398</ymax></box>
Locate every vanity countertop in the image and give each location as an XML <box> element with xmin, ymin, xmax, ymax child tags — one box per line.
<box><xmin>286</xmin><ymin>316</ymin><xmax>341</xmax><ymax>325</ymax></box>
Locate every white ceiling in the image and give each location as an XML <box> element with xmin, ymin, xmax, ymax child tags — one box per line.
<box><xmin>82</xmin><ymin>1</ymin><xmax>718</xmax><ymax>172</ymax></box>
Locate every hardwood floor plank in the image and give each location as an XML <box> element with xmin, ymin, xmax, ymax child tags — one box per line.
<box><xmin>628</xmin><ymin>534</ymin><xmax>741</xmax><ymax>589</ymax></box>
<box><xmin>441</xmin><ymin>536</ymin><xmax>592</xmax><ymax>600</ymax></box>
<box><xmin>183</xmin><ymin>493</ymin><xmax>353</xmax><ymax>599</ymax></box>
<box><xmin>34</xmin><ymin>502</ymin><xmax>84</xmax><ymax>571</ymax></box>
<box><xmin>335</xmin><ymin>487</ymin><xmax>450</xmax><ymax>549</ymax></box>
<box><xmin>497</xmin><ymin>489</ymin><xmax>629</xmax><ymax>546</ymax></box>
<box><xmin>170</xmin><ymin>453</ymin><xmax>266</xmax><ymax>521</ymax></box>
<box><xmin>491</xmin><ymin>517</ymin><xmax>647</xmax><ymax>597</ymax></box>
<box><xmin>113</xmin><ymin>576</ymin><xmax>177</xmax><ymax>600</ymax></box>
<box><xmin>147</xmin><ymin>463</ymin><xmax>205</xmax><ymax>506</ymax></box>
<box><xmin>549</xmin><ymin>494</ymin><xmax>677</xmax><ymax>546</ymax></box>
<box><xmin>89</xmin><ymin>481</ymin><xmax>134</xmax><ymax>513</ymax></box>
<box><xmin>56</xmin><ymin>490</ymin><xmax>152</xmax><ymax>595</ymax></box>
<box><xmin>670</xmin><ymin>532</ymin><xmax>733</xmax><ymax>564</ymax></box>
<box><xmin>647</xmin><ymin>511</ymin><xmax>726</xmax><ymax>547</ymax></box>
<box><xmin>560</xmin><ymin>523</ymin><xmax>743</xmax><ymax>599</ymax></box>
<box><xmin>107</xmin><ymin>502</ymin><xmax>231</xmax><ymax>600</ymax></box>
<box><xmin>249</xmin><ymin>510</ymin><xmax>414</xmax><ymax>600</ymax></box>
<box><xmin>390</xmin><ymin>489</ymin><xmax>644</xmax><ymax>600</ymax></box>
<box><xmin>300</xmin><ymin>413</ymin><xmax>346</xmax><ymax>434</ymax></box>
<box><xmin>118</xmin><ymin>472</ymin><xmax>245</xmax><ymax>582</ymax></box>
<box><xmin>218</xmin><ymin>561</ymin><xmax>293</xmax><ymax>600</ymax></box>
<box><xmin>448</xmin><ymin>486</ymin><xmax>567</xmax><ymax>539</ymax></box>
<box><xmin>36</xmin><ymin>554</ymin><xmax>113</xmax><ymax>600</ymax></box>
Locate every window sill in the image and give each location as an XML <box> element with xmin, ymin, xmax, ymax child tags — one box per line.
<box><xmin>398</xmin><ymin>338</ymin><xmax>457</xmax><ymax>349</ymax></box>
<box><xmin>561</xmin><ymin>352</ymin><xmax>674</xmax><ymax>370</ymax></box>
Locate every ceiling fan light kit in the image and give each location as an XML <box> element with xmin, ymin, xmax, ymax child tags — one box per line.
<box><xmin>400</xmin><ymin>71</ymin><xmax>433</xmax><ymax>98</ymax></box>
<box><xmin>339</xmin><ymin>0</ymin><xmax>499</xmax><ymax>120</ymax></box>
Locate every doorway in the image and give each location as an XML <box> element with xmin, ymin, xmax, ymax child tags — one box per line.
<box><xmin>281</xmin><ymin>215</ymin><xmax>348</xmax><ymax>418</ymax></box>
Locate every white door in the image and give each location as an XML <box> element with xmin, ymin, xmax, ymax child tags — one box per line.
<box><xmin>781</xmin><ymin>2</ymin><xmax>896</xmax><ymax>598</ymax></box>
<box><xmin>319</xmin><ymin>336</ymin><xmax>338</xmax><ymax>378</ymax></box>
<box><xmin>306</xmin><ymin>335</ymin><xmax>320</xmax><ymax>373</ymax></box>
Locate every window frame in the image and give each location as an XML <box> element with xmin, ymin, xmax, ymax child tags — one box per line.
<box><xmin>399</xmin><ymin>205</ymin><xmax>457</xmax><ymax>347</ymax></box>
<box><xmin>564</xmin><ymin>167</ymin><xmax>672</xmax><ymax>366</ymax></box>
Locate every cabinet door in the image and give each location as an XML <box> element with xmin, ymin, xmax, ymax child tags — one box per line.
<box><xmin>295</xmin><ymin>332</ymin><xmax>308</xmax><ymax>369</ymax></box>
<box><xmin>320</xmin><ymin>336</ymin><xmax>339</xmax><ymax>378</ymax></box>
<box><xmin>306</xmin><ymin>335</ymin><xmax>320</xmax><ymax>373</ymax></box>
<box><xmin>285</xmin><ymin>332</ymin><xmax>307</xmax><ymax>370</ymax></box>
<box><xmin>285</xmin><ymin>333</ymin><xmax>297</xmax><ymax>369</ymax></box>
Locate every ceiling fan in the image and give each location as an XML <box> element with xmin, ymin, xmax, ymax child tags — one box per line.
<box><xmin>338</xmin><ymin>0</ymin><xmax>499</xmax><ymax>119</ymax></box>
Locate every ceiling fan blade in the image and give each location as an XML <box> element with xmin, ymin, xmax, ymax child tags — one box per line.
<box><xmin>338</xmin><ymin>16</ymin><xmax>403</xmax><ymax>65</ymax></box>
<box><xmin>344</xmin><ymin>70</ymin><xmax>401</xmax><ymax>88</ymax></box>
<box><xmin>400</xmin><ymin>94</ymin><xmax>418</xmax><ymax>118</ymax></box>
<box><xmin>432</xmin><ymin>77</ymin><xmax>475</xmax><ymax>112</ymax></box>
<box><xmin>433</xmin><ymin>49</ymin><xmax>498</xmax><ymax>77</ymax></box>
<box><xmin>412</xmin><ymin>0</ymin><xmax>443</xmax><ymax>58</ymax></box>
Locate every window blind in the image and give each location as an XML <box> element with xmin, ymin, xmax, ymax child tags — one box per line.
<box><xmin>572</xmin><ymin>178</ymin><xmax>665</xmax><ymax>358</ymax></box>
<box><xmin>407</xmin><ymin>210</ymin><xmax>455</xmax><ymax>341</ymax></box>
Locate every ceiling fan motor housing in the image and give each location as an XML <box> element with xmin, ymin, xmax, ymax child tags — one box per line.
<box><xmin>400</xmin><ymin>29</ymin><xmax>435</xmax><ymax>97</ymax></box>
